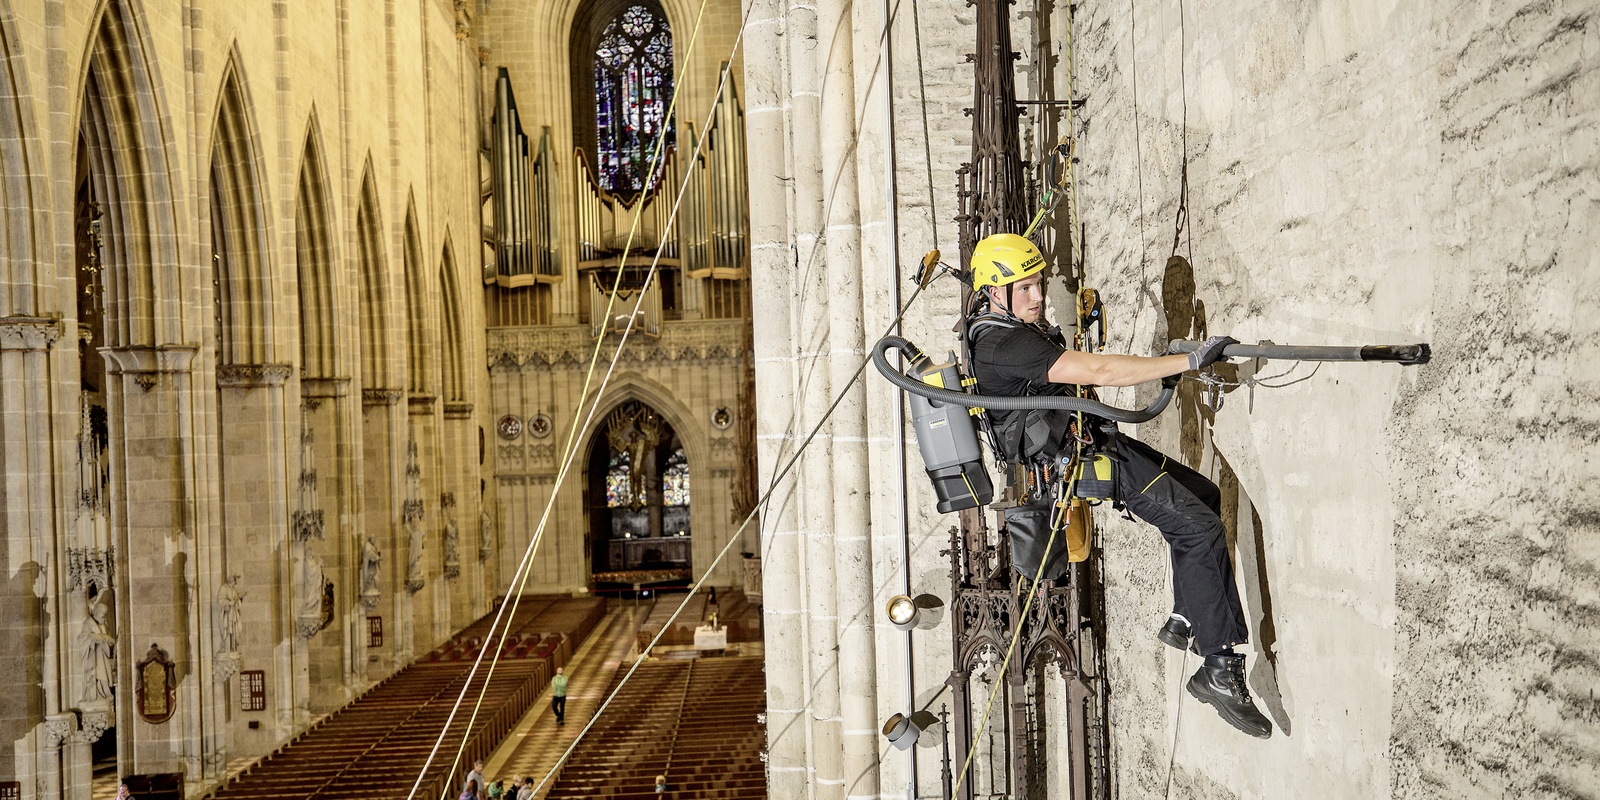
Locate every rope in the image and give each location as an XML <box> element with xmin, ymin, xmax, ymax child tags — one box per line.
<box><xmin>910</xmin><ymin>0</ymin><xmax>942</xmax><ymax>251</ymax></box>
<box><xmin>532</xmin><ymin>271</ymin><xmax>941</xmax><ymax>795</ymax></box>
<box><xmin>406</xmin><ymin>1</ymin><xmax>723</xmax><ymax>795</ymax></box>
<box><xmin>950</xmin><ymin>480</ymin><xmax>1074</xmax><ymax>798</ymax></box>
<box><xmin>1126</xmin><ymin>0</ymin><xmax>1150</xmax><ymax>354</ymax></box>
<box><xmin>1170</xmin><ymin>0</ymin><xmax>1194</xmax><ymax>269</ymax></box>
<box><xmin>1162</xmin><ymin>645</ymin><xmax>1190</xmax><ymax>798</ymax></box>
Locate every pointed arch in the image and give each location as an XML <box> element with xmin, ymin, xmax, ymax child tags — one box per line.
<box><xmin>295</xmin><ymin>112</ymin><xmax>338</xmax><ymax>378</ymax></box>
<box><xmin>0</xmin><ymin>11</ymin><xmax>46</xmax><ymax>315</ymax></box>
<box><xmin>401</xmin><ymin>198</ymin><xmax>432</xmax><ymax>395</ymax></box>
<box><xmin>574</xmin><ymin>373</ymin><xmax>708</xmax><ymax>473</ymax></box>
<box><xmin>355</xmin><ymin>160</ymin><xmax>390</xmax><ymax>388</ymax></box>
<box><xmin>77</xmin><ymin>0</ymin><xmax>185</xmax><ymax>347</ymax></box>
<box><xmin>437</xmin><ymin>234</ymin><xmax>466</xmax><ymax>404</ymax></box>
<box><xmin>208</xmin><ymin>52</ymin><xmax>274</xmax><ymax>364</ymax></box>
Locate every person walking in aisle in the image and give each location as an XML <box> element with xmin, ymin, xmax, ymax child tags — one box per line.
<box><xmin>550</xmin><ymin>667</ymin><xmax>568</xmax><ymax>725</ymax></box>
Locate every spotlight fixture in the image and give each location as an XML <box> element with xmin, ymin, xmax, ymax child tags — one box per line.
<box><xmin>881</xmin><ymin>709</ymin><xmax>940</xmax><ymax>751</ymax></box>
<box><xmin>885</xmin><ymin>593</ymin><xmax>946</xmax><ymax>632</ymax></box>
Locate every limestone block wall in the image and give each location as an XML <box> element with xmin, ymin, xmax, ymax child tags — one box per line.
<box><xmin>745</xmin><ymin>0</ymin><xmax>1597</xmax><ymax>797</ymax></box>
<box><xmin>742</xmin><ymin>0</ymin><xmax>988</xmax><ymax>795</ymax></box>
<box><xmin>485</xmin><ymin>322</ymin><xmax>750</xmax><ymax>593</ymax></box>
<box><xmin>1064</xmin><ymin>0</ymin><xmax>1600</xmax><ymax>797</ymax></box>
<box><xmin>0</xmin><ymin>0</ymin><xmax>493</xmax><ymax>796</ymax></box>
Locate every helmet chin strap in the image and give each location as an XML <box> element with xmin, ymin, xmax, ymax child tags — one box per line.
<box><xmin>995</xmin><ymin>284</ymin><xmax>1023</xmax><ymax>323</ymax></box>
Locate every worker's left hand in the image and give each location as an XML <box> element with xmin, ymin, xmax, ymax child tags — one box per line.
<box><xmin>1186</xmin><ymin>335</ymin><xmax>1238</xmax><ymax>370</ymax></box>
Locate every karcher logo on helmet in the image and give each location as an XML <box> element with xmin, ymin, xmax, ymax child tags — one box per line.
<box><xmin>1021</xmin><ymin>253</ymin><xmax>1043</xmax><ymax>271</ymax></box>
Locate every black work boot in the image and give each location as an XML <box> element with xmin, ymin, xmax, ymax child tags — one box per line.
<box><xmin>1187</xmin><ymin>653</ymin><xmax>1273</xmax><ymax>739</ymax></box>
<box><xmin>1156</xmin><ymin>615</ymin><xmax>1200</xmax><ymax>654</ymax></box>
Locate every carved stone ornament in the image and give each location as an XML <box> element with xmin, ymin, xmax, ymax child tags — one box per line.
<box><xmin>402</xmin><ymin>499</ymin><xmax>425</xmax><ymax>523</ymax></box>
<box><xmin>43</xmin><ymin>713</ymin><xmax>76</xmax><ymax>748</ymax></box>
<box><xmin>486</xmin><ymin>320</ymin><xmax>748</xmax><ymax>373</ymax></box>
<box><xmin>67</xmin><ymin>547</ymin><xmax>116</xmax><ymax>593</ymax></box>
<box><xmin>296</xmin><ymin>614</ymin><xmax>324</xmax><ymax>641</ymax></box>
<box><xmin>0</xmin><ymin>316</ymin><xmax>64</xmax><ymax>351</ymax></box>
<box><xmin>216</xmin><ymin>363</ymin><xmax>294</xmax><ymax>388</ymax></box>
<box><xmin>100</xmin><ymin>345</ymin><xmax>198</xmax><ymax>393</ymax></box>
<box><xmin>711</xmin><ymin>406</ymin><xmax>734</xmax><ymax>430</ymax></box>
<box><xmin>362</xmin><ymin>388</ymin><xmax>405</xmax><ymax>407</ymax></box>
<box><xmin>293</xmin><ymin>509</ymin><xmax>325</xmax><ymax>542</ymax></box>
<box><xmin>408</xmin><ymin>393</ymin><xmax>437</xmax><ymax>415</ymax></box>
<box><xmin>79</xmin><ymin>706</ymin><xmax>112</xmax><ymax>744</ymax></box>
<box><xmin>213</xmin><ymin>650</ymin><xmax>241</xmax><ymax>684</ymax></box>
<box><xmin>136</xmin><ymin>643</ymin><xmax>178</xmax><ymax>723</ymax></box>
<box><xmin>528</xmin><ymin>412</ymin><xmax>553</xmax><ymax>438</ymax></box>
<box><xmin>496</xmin><ymin>414</ymin><xmax>523</xmax><ymax>440</ymax></box>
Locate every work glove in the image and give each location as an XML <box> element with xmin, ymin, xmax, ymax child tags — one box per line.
<box><xmin>1184</xmin><ymin>335</ymin><xmax>1238</xmax><ymax>371</ymax></box>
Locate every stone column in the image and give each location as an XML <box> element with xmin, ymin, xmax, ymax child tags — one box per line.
<box><xmin>0</xmin><ymin>317</ymin><xmax>64</xmax><ymax>797</ymax></box>
<box><xmin>214</xmin><ymin>362</ymin><xmax>301</xmax><ymax>752</ymax></box>
<box><xmin>361</xmin><ymin>388</ymin><xmax>408</xmax><ymax>675</ymax></box>
<box><xmin>741</xmin><ymin>0</ymin><xmax>811</xmax><ymax>793</ymax></box>
<box><xmin>817</xmin><ymin>0</ymin><xmax>883</xmax><ymax>795</ymax></box>
<box><xmin>786</xmin><ymin>0</ymin><xmax>849</xmax><ymax>794</ymax></box>
<box><xmin>302</xmin><ymin>377</ymin><xmax>358</xmax><ymax>707</ymax></box>
<box><xmin>101</xmin><ymin>344</ymin><xmax>220</xmax><ymax>781</ymax></box>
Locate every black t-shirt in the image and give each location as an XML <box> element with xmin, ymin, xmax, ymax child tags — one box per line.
<box><xmin>970</xmin><ymin>320</ymin><xmax>1070</xmax><ymax>398</ymax></box>
<box><xmin>969</xmin><ymin>319</ymin><xmax>1077</xmax><ymax>463</ymax></box>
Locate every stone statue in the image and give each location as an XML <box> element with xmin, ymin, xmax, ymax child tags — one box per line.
<box><xmin>217</xmin><ymin>575</ymin><xmax>243</xmax><ymax>653</ymax></box>
<box><xmin>80</xmin><ymin>600</ymin><xmax>115</xmax><ymax>701</ymax></box>
<box><xmin>479</xmin><ymin>508</ymin><xmax>494</xmax><ymax>561</ymax></box>
<box><xmin>299</xmin><ymin>547</ymin><xmax>326</xmax><ymax>623</ymax></box>
<box><xmin>442</xmin><ymin>516</ymin><xmax>461</xmax><ymax>578</ymax></box>
<box><xmin>361</xmin><ymin>535</ymin><xmax>382</xmax><ymax>595</ymax></box>
<box><xmin>406</xmin><ymin>518</ymin><xmax>425</xmax><ymax>590</ymax></box>
<box><xmin>606</xmin><ymin>403</ymin><xmax>663</xmax><ymax>510</ymax></box>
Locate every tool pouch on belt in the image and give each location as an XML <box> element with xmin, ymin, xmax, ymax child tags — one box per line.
<box><xmin>1004</xmin><ymin>499</ymin><xmax>1072</xmax><ymax>582</ymax></box>
<box><xmin>1072</xmin><ymin>453</ymin><xmax>1117</xmax><ymax>502</ymax></box>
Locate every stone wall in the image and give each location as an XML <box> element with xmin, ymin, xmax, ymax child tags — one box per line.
<box><xmin>486</xmin><ymin>322</ymin><xmax>752</xmax><ymax>592</ymax></box>
<box><xmin>0</xmin><ymin>0</ymin><xmax>490</xmax><ymax>796</ymax></box>
<box><xmin>1065</xmin><ymin>0</ymin><xmax>1600</xmax><ymax>797</ymax></box>
<box><xmin>743</xmin><ymin>0</ymin><xmax>1597</xmax><ymax>797</ymax></box>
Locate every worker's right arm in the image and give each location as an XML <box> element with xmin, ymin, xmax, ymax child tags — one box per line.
<box><xmin>1046</xmin><ymin>349</ymin><xmax>1190</xmax><ymax>388</ymax></box>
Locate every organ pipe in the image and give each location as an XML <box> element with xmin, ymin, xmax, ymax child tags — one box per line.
<box><xmin>488</xmin><ymin>69</ymin><xmax>561</xmax><ymax>288</ymax></box>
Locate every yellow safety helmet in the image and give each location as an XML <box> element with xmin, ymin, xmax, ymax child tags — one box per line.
<box><xmin>970</xmin><ymin>233</ymin><xmax>1046</xmax><ymax>291</ymax></box>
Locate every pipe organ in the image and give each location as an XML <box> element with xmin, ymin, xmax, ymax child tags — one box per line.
<box><xmin>487</xmin><ymin>68</ymin><xmax>561</xmax><ymax>289</ymax></box>
<box><xmin>576</xmin><ymin>66</ymin><xmax>749</xmax><ymax>323</ymax></box>
<box><xmin>482</xmin><ymin>69</ymin><xmax>748</xmax><ymax>329</ymax></box>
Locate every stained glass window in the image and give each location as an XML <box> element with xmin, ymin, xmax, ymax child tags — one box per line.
<box><xmin>606</xmin><ymin>452</ymin><xmax>632</xmax><ymax>508</ymax></box>
<box><xmin>593</xmin><ymin>4</ymin><xmax>674</xmax><ymax>195</ymax></box>
<box><xmin>662</xmin><ymin>447</ymin><xmax>689</xmax><ymax>506</ymax></box>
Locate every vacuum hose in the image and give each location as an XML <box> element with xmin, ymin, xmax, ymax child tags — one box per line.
<box><xmin>872</xmin><ymin>336</ymin><xmax>1176</xmax><ymax>424</ymax></box>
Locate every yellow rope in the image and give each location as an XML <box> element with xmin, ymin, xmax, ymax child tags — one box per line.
<box><xmin>951</xmin><ymin>483</ymin><xmax>1071</xmax><ymax>797</ymax></box>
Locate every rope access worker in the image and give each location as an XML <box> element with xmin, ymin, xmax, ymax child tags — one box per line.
<box><xmin>965</xmin><ymin>233</ymin><xmax>1273</xmax><ymax>739</ymax></box>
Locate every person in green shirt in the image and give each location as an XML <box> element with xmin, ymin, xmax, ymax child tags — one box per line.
<box><xmin>550</xmin><ymin>667</ymin><xmax>568</xmax><ymax>725</ymax></box>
